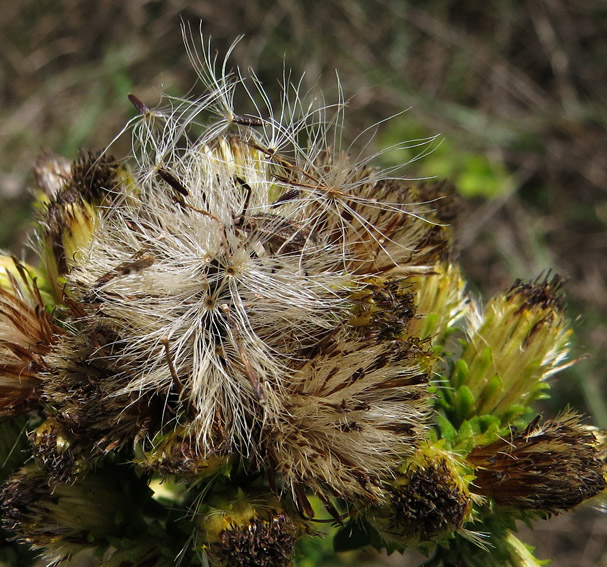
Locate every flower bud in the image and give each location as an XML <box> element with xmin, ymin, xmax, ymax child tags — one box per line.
<box><xmin>408</xmin><ymin>262</ymin><xmax>468</xmax><ymax>347</ymax></box>
<box><xmin>449</xmin><ymin>273</ymin><xmax>571</xmax><ymax>424</ymax></box>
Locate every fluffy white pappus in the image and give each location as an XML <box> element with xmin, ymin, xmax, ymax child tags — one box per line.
<box><xmin>263</xmin><ymin>332</ymin><xmax>430</xmax><ymax>506</ymax></box>
<box><xmin>55</xmin><ymin>31</ymin><xmax>444</xmax><ymax>468</ymax></box>
<box><xmin>122</xmin><ymin>28</ymin><xmax>443</xmax><ymax>274</ymax></box>
<box><xmin>67</xmin><ymin>135</ymin><xmax>363</xmax><ymax>453</ymax></box>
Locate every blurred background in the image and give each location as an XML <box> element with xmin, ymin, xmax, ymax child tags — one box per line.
<box><xmin>0</xmin><ymin>1</ymin><xmax>605</xmax><ymax>565</ymax></box>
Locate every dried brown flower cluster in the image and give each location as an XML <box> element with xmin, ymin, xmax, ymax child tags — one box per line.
<box><xmin>0</xmin><ymin>30</ymin><xmax>604</xmax><ymax>567</ymax></box>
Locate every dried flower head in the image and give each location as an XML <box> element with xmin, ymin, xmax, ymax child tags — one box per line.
<box><xmin>467</xmin><ymin>411</ymin><xmax>606</xmax><ymax>514</ymax></box>
<box><xmin>1</xmin><ymin>465</ymin><xmax>141</xmax><ymax>563</ymax></box>
<box><xmin>28</xmin><ymin>418</ymin><xmax>90</xmax><ymax>484</ymax></box>
<box><xmin>196</xmin><ymin>489</ymin><xmax>300</xmax><ymax>567</ymax></box>
<box><xmin>28</xmin><ymin>30</ymin><xmax>448</xmax><ymax>510</ymax></box>
<box><xmin>33</xmin><ymin>151</ymin><xmax>124</xmax><ymax>301</ymax></box>
<box><xmin>0</xmin><ymin>257</ymin><xmax>58</xmax><ymax>418</ymax></box>
<box><xmin>369</xmin><ymin>445</ymin><xmax>473</xmax><ymax>548</ymax></box>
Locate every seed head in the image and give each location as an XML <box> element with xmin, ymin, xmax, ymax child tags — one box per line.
<box><xmin>262</xmin><ymin>331</ymin><xmax>430</xmax><ymax>509</ymax></box>
<box><xmin>29</xmin><ymin>32</ymin><xmax>445</xmax><ymax>507</ymax></box>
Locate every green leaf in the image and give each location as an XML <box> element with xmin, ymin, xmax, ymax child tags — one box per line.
<box><xmin>454</xmin><ymin>418</ymin><xmax>475</xmax><ymax>446</ymax></box>
<box><xmin>501</xmin><ymin>404</ymin><xmax>531</xmax><ymax>425</ymax></box>
<box><xmin>454</xmin><ymin>385</ymin><xmax>475</xmax><ymax>423</ymax></box>
<box><xmin>456</xmin><ymin>153</ymin><xmax>510</xmax><ymax>199</ymax></box>
<box><xmin>451</xmin><ymin>359</ymin><xmax>469</xmax><ymax>390</ymax></box>
<box><xmin>477</xmin><ymin>414</ymin><xmax>501</xmax><ymax>436</ymax></box>
<box><xmin>436</xmin><ymin>413</ymin><xmax>457</xmax><ymax>443</ymax></box>
<box><xmin>485</xmin><ymin>374</ymin><xmax>502</xmax><ymax>398</ymax></box>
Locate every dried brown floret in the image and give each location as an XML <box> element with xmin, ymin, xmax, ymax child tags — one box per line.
<box><xmin>389</xmin><ymin>460</ymin><xmax>470</xmax><ymax>541</ymax></box>
<box><xmin>468</xmin><ymin>412</ymin><xmax>607</xmax><ymax>514</ymax></box>
<box><xmin>350</xmin><ymin>277</ymin><xmax>417</xmax><ymax>341</ymax></box>
<box><xmin>211</xmin><ymin>513</ymin><xmax>298</xmax><ymax>567</ymax></box>
<box><xmin>0</xmin><ymin>258</ymin><xmax>58</xmax><ymax>418</ymax></box>
<box><xmin>369</xmin><ymin>448</ymin><xmax>472</xmax><ymax>548</ymax></box>
<box><xmin>70</xmin><ymin>150</ymin><xmax>121</xmax><ymax>203</ymax></box>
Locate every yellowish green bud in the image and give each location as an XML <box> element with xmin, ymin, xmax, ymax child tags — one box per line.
<box><xmin>451</xmin><ymin>273</ymin><xmax>571</xmax><ymax>424</ymax></box>
<box><xmin>408</xmin><ymin>262</ymin><xmax>468</xmax><ymax>345</ymax></box>
<box><xmin>0</xmin><ymin>255</ymin><xmax>54</xmax><ymax>308</ymax></box>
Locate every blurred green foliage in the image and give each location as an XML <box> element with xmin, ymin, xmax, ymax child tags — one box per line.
<box><xmin>379</xmin><ymin>120</ymin><xmax>513</xmax><ymax>199</ymax></box>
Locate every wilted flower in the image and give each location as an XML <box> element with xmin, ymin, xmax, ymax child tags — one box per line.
<box><xmin>195</xmin><ymin>487</ymin><xmax>301</xmax><ymax>567</ymax></box>
<box><xmin>467</xmin><ymin>411</ymin><xmax>606</xmax><ymax>514</ymax></box>
<box><xmin>28</xmin><ymin>418</ymin><xmax>91</xmax><ymax>484</ymax></box>
<box><xmin>0</xmin><ymin>464</ymin><xmax>166</xmax><ymax>566</ymax></box>
<box><xmin>261</xmin><ymin>331</ymin><xmax>430</xmax><ymax>511</ymax></box>
<box><xmin>0</xmin><ymin>256</ymin><xmax>58</xmax><ymax>418</ymax></box>
<box><xmin>369</xmin><ymin>445</ymin><xmax>473</xmax><ymax>548</ymax></box>
<box><xmin>33</xmin><ymin>151</ymin><xmax>125</xmax><ymax>302</ymax></box>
